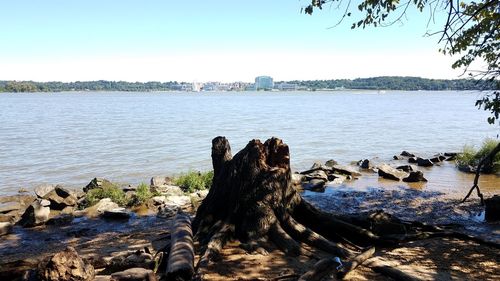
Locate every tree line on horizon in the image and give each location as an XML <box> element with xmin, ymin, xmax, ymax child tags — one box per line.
<box><xmin>0</xmin><ymin>76</ymin><xmax>497</xmax><ymax>92</ymax></box>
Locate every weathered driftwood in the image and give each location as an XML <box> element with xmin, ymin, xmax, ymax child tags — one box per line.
<box><xmin>337</xmin><ymin>247</ymin><xmax>375</xmax><ymax>279</ymax></box>
<box><xmin>166</xmin><ymin>212</ymin><xmax>194</xmax><ymax>281</ymax></box>
<box><xmin>298</xmin><ymin>257</ymin><xmax>341</xmax><ymax>281</ymax></box>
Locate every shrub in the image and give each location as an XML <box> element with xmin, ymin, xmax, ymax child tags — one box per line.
<box><xmin>174</xmin><ymin>170</ymin><xmax>214</xmax><ymax>193</ymax></box>
<box><xmin>85</xmin><ymin>181</ymin><xmax>127</xmax><ymax>207</ymax></box>
<box><xmin>456</xmin><ymin>139</ymin><xmax>500</xmax><ymax>173</ymax></box>
<box><xmin>135</xmin><ymin>182</ymin><xmax>158</xmax><ymax>204</ymax></box>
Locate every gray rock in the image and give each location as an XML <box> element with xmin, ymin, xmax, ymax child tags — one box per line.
<box><xmin>155</xmin><ymin>185</ymin><xmax>184</xmax><ymax>196</ymax></box>
<box><xmin>310</xmin><ymin>161</ymin><xmax>323</xmax><ymax>170</ymax></box>
<box><xmin>43</xmin><ymin>186</ymin><xmax>77</xmax><ymax>210</ymax></box>
<box><xmin>0</xmin><ymin>201</ymin><xmax>21</xmax><ymax>214</ymax></box>
<box><xmin>360</xmin><ymin>159</ymin><xmax>371</xmax><ymax>169</ymax></box>
<box><xmin>84</xmin><ymin>178</ymin><xmax>113</xmax><ymax>193</ymax></box>
<box><xmin>0</xmin><ymin>221</ymin><xmax>13</xmax><ymax>236</ymax></box>
<box><xmin>101</xmin><ymin>208</ymin><xmax>131</xmax><ymax>220</ymax></box>
<box><xmin>291</xmin><ymin>173</ymin><xmax>306</xmax><ymax>186</ymax></box>
<box><xmin>327</xmin><ymin>174</ymin><xmax>347</xmax><ymax>185</ymax></box>
<box><xmin>403</xmin><ymin>171</ymin><xmax>428</xmax><ymax>182</ymax></box>
<box><xmin>164</xmin><ymin>195</ymin><xmax>191</xmax><ymax>207</ymax></box>
<box><xmin>408</xmin><ymin>157</ymin><xmax>418</xmax><ymax>163</ymax></box>
<box><xmin>34</xmin><ymin>184</ymin><xmax>55</xmax><ymax>198</ymax></box>
<box><xmin>84</xmin><ymin>198</ymin><xmax>119</xmax><ymax>218</ymax></box>
<box><xmin>332</xmin><ymin>165</ymin><xmax>362</xmax><ymax>177</ymax></box>
<box><xmin>396</xmin><ymin>165</ymin><xmax>415</xmax><ymax>172</ymax></box>
<box><xmin>150</xmin><ymin>176</ymin><xmax>173</xmax><ymax>187</ymax></box>
<box><xmin>400</xmin><ymin>151</ymin><xmax>415</xmax><ymax>157</ymax></box>
<box><xmin>393</xmin><ymin>155</ymin><xmax>404</xmax><ymax>160</ymax></box>
<box><xmin>151</xmin><ymin>196</ymin><xmax>166</xmax><ymax>205</ymax></box>
<box><xmin>430</xmin><ymin>155</ymin><xmax>447</xmax><ymax>163</ymax></box>
<box><xmin>377</xmin><ymin>164</ymin><xmax>408</xmax><ymax>181</ymax></box>
<box><xmin>37</xmin><ymin>246</ymin><xmax>95</xmax><ymax>281</ymax></box>
<box><xmin>324</xmin><ymin>159</ymin><xmax>338</xmax><ymax>167</ymax></box>
<box><xmin>302</xmin><ymin>179</ymin><xmax>326</xmax><ymax>192</ymax></box>
<box><xmin>110</xmin><ymin>268</ymin><xmax>154</xmax><ymax>281</ymax></box>
<box><xmin>416</xmin><ymin>158</ymin><xmax>434</xmax><ymax>167</ymax></box>
<box><xmin>17</xmin><ymin>199</ymin><xmax>50</xmax><ymax>227</ymax></box>
<box><xmin>304</xmin><ymin>170</ymin><xmax>329</xmax><ymax>181</ymax></box>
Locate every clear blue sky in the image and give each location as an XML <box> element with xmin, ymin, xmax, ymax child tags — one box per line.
<box><xmin>0</xmin><ymin>0</ymin><xmax>460</xmax><ymax>82</ymax></box>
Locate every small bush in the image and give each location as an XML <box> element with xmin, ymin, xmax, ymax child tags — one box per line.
<box><xmin>174</xmin><ymin>170</ymin><xmax>214</xmax><ymax>193</ymax></box>
<box><xmin>135</xmin><ymin>182</ymin><xmax>158</xmax><ymax>204</ymax></box>
<box><xmin>85</xmin><ymin>181</ymin><xmax>127</xmax><ymax>207</ymax></box>
<box><xmin>456</xmin><ymin>139</ymin><xmax>500</xmax><ymax>173</ymax></box>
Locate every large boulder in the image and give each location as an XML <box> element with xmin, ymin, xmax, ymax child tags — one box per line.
<box><xmin>17</xmin><ymin>199</ymin><xmax>50</xmax><ymax>227</ymax></box>
<box><xmin>37</xmin><ymin>246</ymin><xmax>95</xmax><ymax>281</ymax></box>
<box><xmin>43</xmin><ymin>186</ymin><xmax>77</xmax><ymax>210</ymax></box>
<box><xmin>35</xmin><ymin>184</ymin><xmax>56</xmax><ymax>198</ymax></box>
<box><xmin>377</xmin><ymin>164</ymin><xmax>408</xmax><ymax>181</ymax></box>
<box><xmin>304</xmin><ymin>169</ymin><xmax>329</xmax><ymax>182</ymax></box>
<box><xmin>84</xmin><ymin>178</ymin><xmax>113</xmax><ymax>193</ymax></box>
<box><xmin>403</xmin><ymin>171</ymin><xmax>428</xmax><ymax>182</ymax></box>
<box><xmin>154</xmin><ymin>185</ymin><xmax>184</xmax><ymax>196</ymax></box>
<box><xmin>485</xmin><ymin>195</ymin><xmax>500</xmax><ymax>222</ymax></box>
<box><xmin>164</xmin><ymin>195</ymin><xmax>191</xmax><ymax>207</ymax></box>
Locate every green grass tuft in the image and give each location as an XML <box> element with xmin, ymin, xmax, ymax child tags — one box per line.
<box><xmin>135</xmin><ymin>182</ymin><xmax>159</xmax><ymax>204</ymax></box>
<box><xmin>85</xmin><ymin>181</ymin><xmax>127</xmax><ymax>207</ymax></box>
<box><xmin>456</xmin><ymin>138</ymin><xmax>500</xmax><ymax>173</ymax></box>
<box><xmin>174</xmin><ymin>170</ymin><xmax>214</xmax><ymax>193</ymax></box>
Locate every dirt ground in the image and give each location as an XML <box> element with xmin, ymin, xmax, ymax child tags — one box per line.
<box><xmin>1</xmin><ymin>187</ymin><xmax>499</xmax><ymax>280</ymax></box>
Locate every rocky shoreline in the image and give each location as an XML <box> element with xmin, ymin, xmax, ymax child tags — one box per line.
<box><xmin>0</xmin><ymin>150</ymin><xmax>499</xmax><ymax>281</ymax></box>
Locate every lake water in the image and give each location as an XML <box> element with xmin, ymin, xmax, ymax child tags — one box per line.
<box><xmin>0</xmin><ymin>91</ymin><xmax>499</xmax><ymax>195</ymax></box>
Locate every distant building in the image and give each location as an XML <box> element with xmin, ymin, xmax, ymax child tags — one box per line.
<box><xmin>275</xmin><ymin>83</ymin><xmax>298</xmax><ymax>91</ymax></box>
<box><xmin>255</xmin><ymin>76</ymin><xmax>274</xmax><ymax>90</ymax></box>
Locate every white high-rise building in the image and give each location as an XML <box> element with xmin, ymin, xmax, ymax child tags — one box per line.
<box><xmin>255</xmin><ymin>76</ymin><xmax>274</xmax><ymax>90</ymax></box>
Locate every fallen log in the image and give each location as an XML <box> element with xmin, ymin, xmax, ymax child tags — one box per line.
<box><xmin>166</xmin><ymin>212</ymin><xmax>194</xmax><ymax>281</ymax></box>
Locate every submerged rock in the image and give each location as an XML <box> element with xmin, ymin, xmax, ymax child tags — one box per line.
<box><xmin>430</xmin><ymin>155</ymin><xmax>446</xmax><ymax>163</ymax></box>
<box><xmin>403</xmin><ymin>171</ymin><xmax>428</xmax><ymax>182</ymax></box>
<box><xmin>400</xmin><ymin>151</ymin><xmax>416</xmax><ymax>157</ymax></box>
<box><xmin>37</xmin><ymin>246</ymin><xmax>95</xmax><ymax>281</ymax></box>
<box><xmin>17</xmin><ymin>199</ymin><xmax>50</xmax><ymax>227</ymax></box>
<box><xmin>101</xmin><ymin>208</ymin><xmax>131</xmax><ymax>220</ymax></box>
<box><xmin>377</xmin><ymin>164</ymin><xmax>408</xmax><ymax>181</ymax></box>
<box><xmin>46</xmin><ymin>214</ymin><xmax>74</xmax><ymax>226</ymax></box>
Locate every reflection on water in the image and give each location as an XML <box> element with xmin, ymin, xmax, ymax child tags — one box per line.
<box><xmin>0</xmin><ymin>90</ymin><xmax>498</xmax><ymax>194</ymax></box>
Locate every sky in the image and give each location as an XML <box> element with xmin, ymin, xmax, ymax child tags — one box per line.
<box><xmin>0</xmin><ymin>0</ymin><xmax>465</xmax><ymax>82</ymax></box>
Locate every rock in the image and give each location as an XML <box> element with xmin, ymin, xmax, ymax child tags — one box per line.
<box><xmin>485</xmin><ymin>195</ymin><xmax>500</xmax><ymax>222</ymax></box>
<box><xmin>328</xmin><ymin>174</ymin><xmax>347</xmax><ymax>185</ymax></box>
<box><xmin>393</xmin><ymin>155</ymin><xmax>404</xmax><ymax>160</ymax></box>
<box><xmin>17</xmin><ymin>199</ymin><xmax>50</xmax><ymax>227</ymax></box>
<box><xmin>150</xmin><ymin>176</ymin><xmax>173</xmax><ymax>188</ymax></box>
<box><xmin>84</xmin><ymin>198</ymin><xmax>119</xmax><ymax>218</ymax></box>
<box><xmin>151</xmin><ymin>196</ymin><xmax>166</xmax><ymax>205</ymax></box>
<box><xmin>84</xmin><ymin>178</ymin><xmax>113</xmax><ymax>193</ymax></box>
<box><xmin>416</xmin><ymin>158</ymin><xmax>434</xmax><ymax>167</ymax></box>
<box><xmin>377</xmin><ymin>164</ymin><xmax>408</xmax><ymax>181</ymax></box>
<box><xmin>155</xmin><ymin>185</ymin><xmax>184</xmax><ymax>196</ymax></box>
<box><xmin>359</xmin><ymin>159</ymin><xmax>371</xmax><ymax>169</ymax></box>
<box><xmin>0</xmin><ymin>221</ymin><xmax>13</xmax><ymax>236</ymax></box>
<box><xmin>101</xmin><ymin>208</ymin><xmax>131</xmax><ymax>220</ymax></box>
<box><xmin>331</xmin><ymin>165</ymin><xmax>362</xmax><ymax>177</ymax></box>
<box><xmin>310</xmin><ymin>161</ymin><xmax>323</xmax><ymax>170</ymax></box>
<box><xmin>46</xmin><ymin>214</ymin><xmax>74</xmax><ymax>226</ymax></box>
<box><xmin>324</xmin><ymin>159</ymin><xmax>338</xmax><ymax>167</ymax></box>
<box><xmin>35</xmin><ymin>184</ymin><xmax>56</xmax><ymax>198</ymax></box>
<box><xmin>0</xmin><ymin>201</ymin><xmax>21</xmax><ymax>214</ymax></box>
<box><xmin>458</xmin><ymin>165</ymin><xmax>476</xmax><ymax>173</ymax></box>
<box><xmin>121</xmin><ymin>185</ymin><xmax>137</xmax><ymax>192</ymax></box>
<box><xmin>43</xmin><ymin>186</ymin><xmax>77</xmax><ymax>210</ymax></box>
<box><xmin>430</xmin><ymin>155</ymin><xmax>447</xmax><ymax>163</ymax></box>
<box><xmin>37</xmin><ymin>246</ymin><xmax>95</xmax><ymax>281</ymax></box>
<box><xmin>302</xmin><ymin>179</ymin><xmax>326</xmax><ymax>192</ymax></box>
<box><xmin>403</xmin><ymin>171</ymin><xmax>428</xmax><ymax>182</ymax></box>
<box><xmin>110</xmin><ymin>268</ymin><xmax>154</xmax><ymax>281</ymax></box>
<box><xmin>396</xmin><ymin>165</ymin><xmax>415</xmax><ymax>172</ymax></box>
<box><xmin>446</xmin><ymin>155</ymin><xmax>457</xmax><ymax>161</ymax></box>
<box><xmin>408</xmin><ymin>157</ymin><xmax>418</xmax><ymax>163</ymax></box>
<box><xmin>444</xmin><ymin>152</ymin><xmax>458</xmax><ymax>157</ymax></box>
<box><xmin>164</xmin><ymin>195</ymin><xmax>191</xmax><ymax>207</ymax></box>
<box><xmin>304</xmin><ymin>169</ymin><xmax>329</xmax><ymax>181</ymax></box>
<box><xmin>291</xmin><ymin>173</ymin><xmax>305</xmax><ymax>186</ymax></box>
<box><xmin>189</xmin><ymin>190</ymin><xmax>209</xmax><ymax>210</ymax></box>
<box><xmin>18</xmin><ymin>187</ymin><xmax>29</xmax><ymax>193</ymax></box>
<box><xmin>401</xmin><ymin>151</ymin><xmax>415</xmax><ymax>157</ymax></box>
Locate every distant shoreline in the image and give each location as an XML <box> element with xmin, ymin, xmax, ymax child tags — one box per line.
<box><xmin>1</xmin><ymin>76</ymin><xmax>497</xmax><ymax>93</ymax></box>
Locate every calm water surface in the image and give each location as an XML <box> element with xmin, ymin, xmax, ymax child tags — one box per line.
<box><xmin>0</xmin><ymin>91</ymin><xmax>499</xmax><ymax>195</ymax></box>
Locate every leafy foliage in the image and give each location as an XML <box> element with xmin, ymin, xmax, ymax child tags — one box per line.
<box><xmin>174</xmin><ymin>170</ymin><xmax>214</xmax><ymax>193</ymax></box>
<box><xmin>456</xmin><ymin>139</ymin><xmax>500</xmax><ymax>173</ymax></box>
<box><xmin>85</xmin><ymin>181</ymin><xmax>127</xmax><ymax>207</ymax></box>
<box><xmin>135</xmin><ymin>182</ymin><xmax>159</xmax><ymax>204</ymax></box>
<box><xmin>0</xmin><ymin>80</ymin><xmax>191</xmax><ymax>92</ymax></box>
